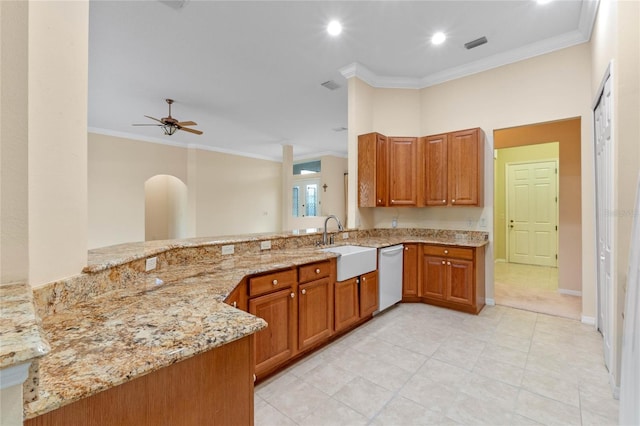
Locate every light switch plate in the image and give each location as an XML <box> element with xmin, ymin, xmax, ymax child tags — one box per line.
<box><xmin>342</xmin><ymin>232</ymin><xmax>349</xmax><ymax>239</ymax></box>
<box><xmin>145</xmin><ymin>257</ymin><xmax>157</xmax><ymax>271</ymax></box>
<box><xmin>260</xmin><ymin>240</ymin><xmax>272</xmax><ymax>250</ymax></box>
<box><xmin>221</xmin><ymin>245</ymin><xmax>235</xmax><ymax>255</ymax></box>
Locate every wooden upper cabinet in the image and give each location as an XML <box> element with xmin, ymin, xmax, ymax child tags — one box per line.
<box><xmin>388</xmin><ymin>137</ymin><xmax>418</xmax><ymax>206</ymax></box>
<box><xmin>358</xmin><ymin>133</ymin><xmax>388</xmax><ymax>207</ymax></box>
<box><xmin>448</xmin><ymin>128</ymin><xmax>484</xmax><ymax>206</ymax></box>
<box><xmin>421</xmin><ymin>134</ymin><xmax>449</xmax><ymax>206</ymax></box>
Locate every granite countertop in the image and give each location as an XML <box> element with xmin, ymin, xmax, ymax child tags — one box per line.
<box><xmin>24</xmin><ymin>247</ymin><xmax>337</xmax><ymax>419</ymax></box>
<box><xmin>0</xmin><ymin>283</ymin><xmax>50</xmax><ymax>369</ymax></box>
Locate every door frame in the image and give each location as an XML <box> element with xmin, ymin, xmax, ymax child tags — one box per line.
<box><xmin>505</xmin><ymin>159</ymin><xmax>559</xmax><ymax>267</ymax></box>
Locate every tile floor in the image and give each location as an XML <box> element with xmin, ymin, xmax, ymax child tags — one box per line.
<box><xmin>255</xmin><ymin>303</ymin><xmax>618</xmax><ymax>426</ymax></box>
<box><xmin>494</xmin><ymin>262</ymin><xmax>582</xmax><ymax>320</ymax></box>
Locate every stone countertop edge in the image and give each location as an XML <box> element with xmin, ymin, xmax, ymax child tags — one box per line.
<box><xmin>0</xmin><ymin>283</ymin><xmax>51</xmax><ymax>369</ymax></box>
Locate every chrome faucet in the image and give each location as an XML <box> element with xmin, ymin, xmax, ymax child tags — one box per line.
<box><xmin>323</xmin><ymin>215</ymin><xmax>344</xmax><ymax>245</ymax></box>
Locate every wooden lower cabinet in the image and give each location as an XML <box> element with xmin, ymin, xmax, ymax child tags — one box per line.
<box><xmin>249</xmin><ymin>287</ymin><xmax>297</xmax><ymax>377</ymax></box>
<box><xmin>418</xmin><ymin>244</ymin><xmax>485</xmax><ymax>314</ymax></box>
<box><xmin>334</xmin><ymin>277</ymin><xmax>360</xmax><ymax>332</ymax></box>
<box><xmin>359</xmin><ymin>271</ymin><xmax>378</xmax><ymax>317</ymax></box>
<box><xmin>298</xmin><ymin>277</ymin><xmax>332</xmax><ymax>351</ymax></box>
<box><xmin>402</xmin><ymin>244</ymin><xmax>419</xmax><ymax>301</ymax></box>
<box><xmin>25</xmin><ymin>336</ymin><xmax>255</xmax><ymax>426</ymax></box>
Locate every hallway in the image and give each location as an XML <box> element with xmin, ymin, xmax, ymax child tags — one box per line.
<box><xmin>494</xmin><ymin>262</ymin><xmax>582</xmax><ymax>320</ymax></box>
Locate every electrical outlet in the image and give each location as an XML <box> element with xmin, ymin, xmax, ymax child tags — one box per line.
<box><xmin>145</xmin><ymin>257</ymin><xmax>157</xmax><ymax>271</ymax></box>
<box><xmin>467</xmin><ymin>218</ymin><xmax>474</xmax><ymax>228</ymax></box>
<box><xmin>480</xmin><ymin>218</ymin><xmax>487</xmax><ymax>228</ymax></box>
<box><xmin>342</xmin><ymin>232</ymin><xmax>349</xmax><ymax>239</ymax></box>
<box><xmin>221</xmin><ymin>245</ymin><xmax>235</xmax><ymax>255</ymax></box>
<box><xmin>260</xmin><ymin>240</ymin><xmax>272</xmax><ymax>250</ymax></box>
<box><xmin>391</xmin><ymin>217</ymin><xmax>398</xmax><ymax>228</ymax></box>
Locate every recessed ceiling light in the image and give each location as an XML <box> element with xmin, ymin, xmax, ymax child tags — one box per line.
<box><xmin>327</xmin><ymin>20</ymin><xmax>342</xmax><ymax>36</ymax></box>
<box><xmin>431</xmin><ymin>32</ymin><xmax>446</xmax><ymax>45</ymax></box>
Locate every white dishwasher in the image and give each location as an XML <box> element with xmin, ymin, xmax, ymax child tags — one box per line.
<box><xmin>377</xmin><ymin>244</ymin><xmax>404</xmax><ymax>313</ymax></box>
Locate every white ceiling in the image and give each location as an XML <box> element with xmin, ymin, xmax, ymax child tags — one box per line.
<box><xmin>88</xmin><ymin>0</ymin><xmax>597</xmax><ymax>161</ymax></box>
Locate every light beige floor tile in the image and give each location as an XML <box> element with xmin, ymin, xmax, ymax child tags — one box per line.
<box><xmin>299</xmin><ymin>397</ymin><xmax>369</xmax><ymax>426</ymax></box>
<box><xmin>332</xmin><ymin>376</ymin><xmax>394</xmax><ymax>419</ymax></box>
<box><xmin>473</xmin><ymin>355</ymin><xmax>525</xmax><ymax>387</ymax></box>
<box><xmin>581</xmin><ymin>407</ymin><xmax>619</xmax><ymax>426</ymax></box>
<box><xmin>515</xmin><ymin>390</ymin><xmax>582</xmax><ymax>425</ymax></box>
<box><xmin>415</xmin><ymin>358</ymin><xmax>469</xmax><ymax>385</ymax></box>
<box><xmin>579</xmin><ymin>386</ymin><xmax>620</xmax><ymax>422</ymax></box>
<box><xmin>431</xmin><ymin>336</ymin><xmax>486</xmax><ymax>370</ymax></box>
<box><xmin>397</xmin><ymin>332</ymin><xmax>442</xmax><ymax>357</ymax></box>
<box><xmin>488</xmin><ymin>331</ymin><xmax>532</xmax><ymax>353</ymax></box>
<box><xmin>358</xmin><ymin>356</ymin><xmax>414</xmax><ymax>392</ymax></box>
<box><xmin>445</xmin><ymin>393</ymin><xmax>516</xmax><ymax>425</ymax></box>
<box><xmin>480</xmin><ymin>342</ymin><xmax>529</xmax><ymax>368</ymax></box>
<box><xmin>254</xmin><ymin>395</ymin><xmax>297</xmax><ymax>426</ymax></box>
<box><xmin>255</xmin><ymin>371</ymin><xmax>298</xmax><ymax>400</ymax></box>
<box><xmin>399</xmin><ymin>375</ymin><xmax>460</xmax><ymax>413</ymax></box>
<box><xmin>510</xmin><ymin>413</ymin><xmax>543</xmax><ymax>424</ymax></box>
<box><xmin>261</xmin><ymin>379</ymin><xmax>331</xmax><ymax>423</ymax></box>
<box><xmin>460</xmin><ymin>372</ymin><xmax>520</xmax><ymax>411</ymax></box>
<box><xmin>301</xmin><ymin>362</ymin><xmax>358</xmax><ymax>396</ymax></box>
<box><xmin>521</xmin><ymin>369</ymin><xmax>580</xmax><ymax>407</ymax></box>
<box><xmin>371</xmin><ymin>395</ymin><xmax>445</xmax><ymax>425</ymax></box>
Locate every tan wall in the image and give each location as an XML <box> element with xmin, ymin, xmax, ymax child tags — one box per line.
<box><xmin>590</xmin><ymin>0</ymin><xmax>640</xmax><ymax>390</ymax></box>
<box><xmin>494</xmin><ymin>142</ymin><xmax>560</xmax><ymax>261</ymax></box>
<box><xmin>193</xmin><ymin>149</ymin><xmax>282</xmax><ymax>237</ymax></box>
<box><xmin>320</xmin><ymin>155</ymin><xmax>348</xmax><ymax>224</ymax></box>
<box><xmin>144</xmin><ymin>175</ymin><xmax>187</xmax><ymax>241</ymax></box>
<box><xmin>28</xmin><ymin>1</ymin><xmax>89</xmax><ymax>287</ymax></box>
<box><xmin>88</xmin><ymin>134</ymin><xmax>188</xmax><ymax>248</ymax></box>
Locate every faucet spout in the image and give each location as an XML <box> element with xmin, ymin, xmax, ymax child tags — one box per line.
<box><xmin>323</xmin><ymin>215</ymin><xmax>343</xmax><ymax>245</ymax></box>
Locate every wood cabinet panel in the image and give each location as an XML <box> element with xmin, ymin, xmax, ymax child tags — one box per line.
<box><xmin>299</xmin><ymin>261</ymin><xmax>331</xmax><ymax>283</ymax></box>
<box><xmin>447</xmin><ymin>259</ymin><xmax>474</xmax><ymax>305</ymax></box>
<box><xmin>359</xmin><ymin>271</ymin><xmax>378</xmax><ymax>317</ymax></box>
<box><xmin>388</xmin><ymin>137</ymin><xmax>417</xmax><ymax>206</ymax></box>
<box><xmin>421</xmin><ymin>245</ymin><xmax>473</xmax><ymax>260</ymax></box>
<box><xmin>249</xmin><ymin>288</ymin><xmax>297</xmax><ymax>376</ymax></box>
<box><xmin>298</xmin><ymin>277</ymin><xmax>332</xmax><ymax>351</ymax></box>
<box><xmin>334</xmin><ymin>278</ymin><xmax>360</xmax><ymax>332</ymax></box>
<box><xmin>403</xmin><ymin>244</ymin><xmax>419</xmax><ymax>299</ymax></box>
<box><xmin>224</xmin><ymin>280</ymin><xmax>247</xmax><ymax>311</ymax></box>
<box><xmin>421</xmin><ymin>255</ymin><xmax>446</xmax><ymax>299</ymax></box>
<box><xmin>422</xmin><ymin>133</ymin><xmax>449</xmax><ymax>206</ymax></box>
<box><xmin>25</xmin><ymin>336</ymin><xmax>254</xmax><ymax>426</ymax></box>
<box><xmin>448</xmin><ymin>128</ymin><xmax>484</xmax><ymax>206</ymax></box>
<box><xmin>249</xmin><ymin>269</ymin><xmax>297</xmax><ymax>297</ymax></box>
<box><xmin>358</xmin><ymin>133</ymin><xmax>388</xmax><ymax>207</ymax></box>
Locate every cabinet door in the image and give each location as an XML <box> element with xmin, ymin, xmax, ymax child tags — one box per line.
<box><xmin>375</xmin><ymin>134</ymin><xmax>388</xmax><ymax>206</ymax></box>
<box><xmin>359</xmin><ymin>271</ymin><xmax>378</xmax><ymax>317</ymax></box>
<box><xmin>298</xmin><ymin>278</ymin><xmax>332</xmax><ymax>351</ymax></box>
<box><xmin>448</xmin><ymin>128</ymin><xmax>483</xmax><ymax>206</ymax></box>
<box><xmin>334</xmin><ymin>278</ymin><xmax>360</xmax><ymax>332</ymax></box>
<box><xmin>358</xmin><ymin>133</ymin><xmax>388</xmax><ymax>207</ymax></box>
<box><xmin>403</xmin><ymin>244</ymin><xmax>419</xmax><ymax>298</ymax></box>
<box><xmin>423</xmin><ymin>134</ymin><xmax>448</xmax><ymax>206</ymax></box>
<box><xmin>249</xmin><ymin>288</ymin><xmax>297</xmax><ymax>376</ymax></box>
<box><xmin>224</xmin><ymin>281</ymin><xmax>247</xmax><ymax>311</ymax></box>
<box><xmin>388</xmin><ymin>137</ymin><xmax>417</xmax><ymax>206</ymax></box>
<box><xmin>420</xmin><ymin>255</ymin><xmax>446</xmax><ymax>299</ymax></box>
<box><xmin>446</xmin><ymin>258</ymin><xmax>474</xmax><ymax>306</ymax></box>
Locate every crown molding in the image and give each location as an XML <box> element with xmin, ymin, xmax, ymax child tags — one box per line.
<box><xmin>340</xmin><ymin>0</ymin><xmax>600</xmax><ymax>90</ymax></box>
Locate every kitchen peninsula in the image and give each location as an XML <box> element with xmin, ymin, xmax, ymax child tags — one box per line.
<box><xmin>3</xmin><ymin>228</ymin><xmax>487</xmax><ymax>425</ymax></box>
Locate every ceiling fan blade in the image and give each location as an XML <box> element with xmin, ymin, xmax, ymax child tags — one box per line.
<box><xmin>144</xmin><ymin>115</ymin><xmax>165</xmax><ymax>124</ymax></box>
<box><xmin>176</xmin><ymin>121</ymin><xmax>197</xmax><ymax>127</ymax></box>
<box><xmin>179</xmin><ymin>126</ymin><xmax>203</xmax><ymax>135</ymax></box>
<box><xmin>132</xmin><ymin>123</ymin><xmax>163</xmax><ymax>126</ymax></box>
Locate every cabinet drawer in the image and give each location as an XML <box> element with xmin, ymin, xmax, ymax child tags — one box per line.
<box><xmin>299</xmin><ymin>261</ymin><xmax>331</xmax><ymax>283</ymax></box>
<box><xmin>249</xmin><ymin>269</ymin><xmax>297</xmax><ymax>297</ymax></box>
<box><xmin>422</xmin><ymin>245</ymin><xmax>474</xmax><ymax>260</ymax></box>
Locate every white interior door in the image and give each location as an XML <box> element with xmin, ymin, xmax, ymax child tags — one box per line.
<box><xmin>594</xmin><ymin>74</ymin><xmax>614</xmax><ymax>372</ymax></box>
<box><xmin>507</xmin><ymin>160</ymin><xmax>558</xmax><ymax>267</ymax></box>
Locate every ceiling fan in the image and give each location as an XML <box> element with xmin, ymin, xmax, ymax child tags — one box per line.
<box><xmin>133</xmin><ymin>99</ymin><xmax>203</xmax><ymax>136</ymax></box>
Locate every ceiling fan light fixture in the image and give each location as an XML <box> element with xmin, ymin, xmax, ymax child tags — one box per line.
<box><xmin>163</xmin><ymin>124</ymin><xmax>179</xmax><ymax>136</ymax></box>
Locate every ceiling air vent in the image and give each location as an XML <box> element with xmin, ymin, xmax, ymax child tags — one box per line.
<box><xmin>321</xmin><ymin>80</ymin><xmax>341</xmax><ymax>90</ymax></box>
<box><xmin>464</xmin><ymin>36</ymin><xmax>488</xmax><ymax>50</ymax></box>
<box><xmin>332</xmin><ymin>127</ymin><xmax>348</xmax><ymax>132</ymax></box>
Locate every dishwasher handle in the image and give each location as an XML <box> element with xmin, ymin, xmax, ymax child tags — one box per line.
<box><xmin>380</xmin><ymin>245</ymin><xmax>404</xmax><ymax>255</ymax></box>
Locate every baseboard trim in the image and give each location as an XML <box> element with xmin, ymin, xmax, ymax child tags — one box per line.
<box><xmin>581</xmin><ymin>315</ymin><xmax>596</xmax><ymax>325</ymax></box>
<box><xmin>494</xmin><ymin>259</ymin><xmax>506</xmax><ymax>263</ymax></box>
<box><xmin>485</xmin><ymin>298</ymin><xmax>496</xmax><ymax>306</ymax></box>
<box><xmin>559</xmin><ymin>289</ymin><xmax>582</xmax><ymax>296</ymax></box>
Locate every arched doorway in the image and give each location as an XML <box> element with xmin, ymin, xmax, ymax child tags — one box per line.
<box><xmin>144</xmin><ymin>175</ymin><xmax>187</xmax><ymax>241</ymax></box>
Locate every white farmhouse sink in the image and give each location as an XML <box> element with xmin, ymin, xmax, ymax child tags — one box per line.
<box><xmin>321</xmin><ymin>245</ymin><xmax>377</xmax><ymax>281</ymax></box>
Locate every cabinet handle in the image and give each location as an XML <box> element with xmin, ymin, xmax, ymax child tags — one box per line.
<box><xmin>452</xmin><ymin>199</ymin><xmax>456</xmax><ymax>203</ymax></box>
<box><xmin>444</xmin><ymin>250</ymin><xmax>449</xmax><ymax>254</ymax></box>
<box><xmin>301</xmin><ymin>289</ymin><xmax>306</xmax><ymax>295</ymax></box>
<box><xmin>290</xmin><ymin>292</ymin><xmax>295</xmax><ymax>298</ymax></box>
<box><xmin>233</xmin><ymin>301</ymin><xmax>237</xmax><ymax>308</ymax></box>
<box><xmin>391</xmin><ymin>199</ymin><xmax>395</xmax><ymax>203</ymax></box>
<box><xmin>378</xmin><ymin>199</ymin><xmax>382</xmax><ymax>203</ymax></box>
<box><xmin>447</xmin><ymin>261</ymin><xmax>451</xmax><ymax>265</ymax></box>
<box><xmin>442</xmin><ymin>199</ymin><xmax>446</xmax><ymax>203</ymax></box>
<box><xmin>253</xmin><ymin>374</ymin><xmax>257</xmax><ymax>383</ymax></box>
<box><xmin>315</xmin><ymin>268</ymin><xmax>320</xmax><ymax>274</ymax></box>
<box><xmin>272</xmin><ymin>279</ymin><xmax>278</xmax><ymax>285</ymax></box>
<box><xmin>362</xmin><ymin>276</ymin><xmax>366</xmax><ymax>281</ymax></box>
<box><xmin>405</xmin><ymin>247</ymin><xmax>408</xmax><ymax>251</ymax></box>
<box><xmin>442</xmin><ymin>260</ymin><xmax>446</xmax><ymax>264</ymax></box>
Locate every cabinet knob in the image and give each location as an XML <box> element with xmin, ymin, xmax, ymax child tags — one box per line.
<box><xmin>315</xmin><ymin>268</ymin><xmax>320</xmax><ymax>274</ymax></box>
<box><xmin>442</xmin><ymin>199</ymin><xmax>446</xmax><ymax>203</ymax></box>
<box><xmin>290</xmin><ymin>292</ymin><xmax>295</xmax><ymax>298</ymax></box>
<box><xmin>391</xmin><ymin>199</ymin><xmax>395</xmax><ymax>203</ymax></box>
<box><xmin>301</xmin><ymin>289</ymin><xmax>307</xmax><ymax>295</ymax></box>
<box><xmin>442</xmin><ymin>260</ymin><xmax>446</xmax><ymax>264</ymax></box>
<box><xmin>447</xmin><ymin>261</ymin><xmax>451</xmax><ymax>265</ymax></box>
<box><xmin>272</xmin><ymin>279</ymin><xmax>278</xmax><ymax>285</ymax></box>
<box><xmin>378</xmin><ymin>199</ymin><xmax>382</xmax><ymax>203</ymax></box>
<box><xmin>452</xmin><ymin>199</ymin><xmax>456</xmax><ymax>203</ymax></box>
<box><xmin>405</xmin><ymin>247</ymin><xmax>408</xmax><ymax>251</ymax></box>
<box><xmin>444</xmin><ymin>250</ymin><xmax>449</xmax><ymax>254</ymax></box>
<box><xmin>362</xmin><ymin>276</ymin><xmax>366</xmax><ymax>281</ymax></box>
<box><xmin>233</xmin><ymin>301</ymin><xmax>237</xmax><ymax>308</ymax></box>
